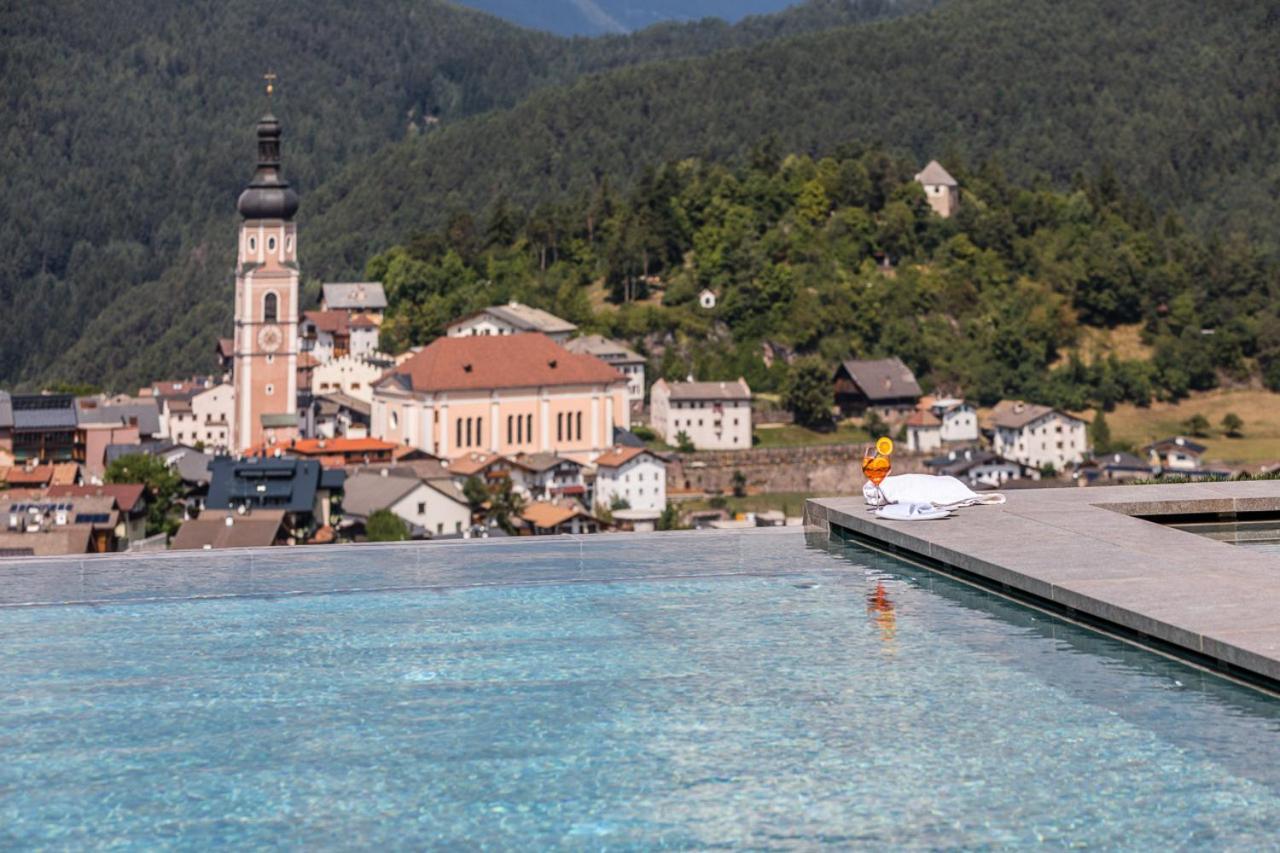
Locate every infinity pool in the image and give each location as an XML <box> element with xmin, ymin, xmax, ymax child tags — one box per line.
<box><xmin>3</xmin><ymin>532</ymin><xmax>1280</xmax><ymax>847</ymax></box>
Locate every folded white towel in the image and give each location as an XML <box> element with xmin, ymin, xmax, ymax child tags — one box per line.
<box><xmin>863</xmin><ymin>473</ymin><xmax>1006</xmax><ymax>509</ymax></box>
<box><xmin>874</xmin><ymin>501</ymin><xmax>952</xmax><ymax>521</ymax></box>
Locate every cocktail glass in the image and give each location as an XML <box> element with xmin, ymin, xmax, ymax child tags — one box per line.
<box><xmin>862</xmin><ymin>443</ymin><xmax>892</xmax><ymax>506</ymax></box>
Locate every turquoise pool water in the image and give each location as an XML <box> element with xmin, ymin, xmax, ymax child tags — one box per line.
<box><xmin>3</xmin><ymin>531</ymin><xmax>1280</xmax><ymax>847</ymax></box>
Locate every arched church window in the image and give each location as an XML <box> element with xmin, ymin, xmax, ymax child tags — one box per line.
<box><xmin>263</xmin><ymin>292</ymin><xmax>278</xmax><ymax>322</ymax></box>
<box><xmin>248</xmin><ymin>236</ymin><xmax>257</xmax><ymax>252</ymax></box>
<box><xmin>268</xmin><ymin>236</ymin><xmax>277</xmax><ymax>252</ymax></box>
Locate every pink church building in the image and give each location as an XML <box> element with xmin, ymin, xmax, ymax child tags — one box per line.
<box><xmin>371</xmin><ymin>333</ymin><xmax>630</xmax><ymax>463</ymax></box>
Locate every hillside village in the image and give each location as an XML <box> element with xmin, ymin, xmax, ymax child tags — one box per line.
<box><xmin>0</xmin><ymin>131</ymin><xmax>1257</xmax><ymax>558</ymax></box>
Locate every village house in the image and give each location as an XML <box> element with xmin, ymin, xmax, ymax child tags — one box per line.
<box><xmin>5</xmin><ymin>393</ymin><xmax>80</xmax><ymax>464</ymax></box>
<box><xmin>1144</xmin><ymin>436</ymin><xmax>1207</xmax><ymax>472</ymax></box>
<box><xmin>592</xmin><ymin>446</ymin><xmax>668</xmax><ymax>513</ymax></box>
<box><xmin>650</xmin><ymin>379</ymin><xmax>752</xmax><ymax>451</ymax></box>
<box><xmin>46</xmin><ymin>483</ymin><xmax>148</xmax><ymax>547</ymax></box>
<box><xmin>1078</xmin><ymin>451</ymin><xmax>1155</xmax><ymax>485</ymax></box>
<box><xmin>341</xmin><ymin>467</ymin><xmax>472</xmax><ymax>539</ymax></box>
<box><xmin>75</xmin><ymin>396</ymin><xmax>161</xmax><ymax>478</ymax></box>
<box><xmin>299</xmin><ymin>311</ymin><xmax>380</xmax><ymax>362</ymax></box>
<box><xmin>303</xmin><ymin>392</ymin><xmax>371</xmax><ymax>440</ymax></box>
<box><xmin>204</xmin><ymin>456</ymin><xmax>344</xmax><ymax>541</ymax></box>
<box><xmin>564</xmin><ymin>335</ymin><xmax>646</xmax><ymax>408</ymax></box>
<box><xmin>320</xmin><ymin>282</ymin><xmax>387</xmax><ymax>321</ymax></box>
<box><xmin>925</xmin><ymin>447</ymin><xmax>1035</xmax><ymax>489</ymax></box>
<box><xmin>915</xmin><ymin>160</ymin><xmax>960</xmax><ymax>218</ymax></box>
<box><xmin>371</xmin><ymin>333</ymin><xmax>629</xmax><ymax>462</ymax></box>
<box><xmin>171</xmin><ymin>509</ymin><xmax>287</xmax><ymax>551</ymax></box>
<box><xmin>509</xmin><ymin>453</ymin><xmax>588</xmax><ymax>502</ymax></box>
<box><xmin>905</xmin><ymin>397</ymin><xmax>979</xmax><ymax>454</ymax></box>
<box><xmin>989</xmin><ymin>401</ymin><xmax>1089</xmax><ymax>472</ymax></box>
<box><xmin>311</xmin><ymin>353</ymin><xmax>392</xmax><ymax>403</ymax></box>
<box><xmin>446</xmin><ymin>302</ymin><xmax>577</xmax><ymax>343</ymax></box>
<box><xmin>833</xmin><ymin>358</ymin><xmax>922</xmax><ymax>419</ymax></box>
<box><xmin>0</xmin><ymin>494</ymin><xmax>121</xmax><ymax>555</ymax></box>
<box><xmin>698</xmin><ymin>289</ymin><xmax>717</xmax><ymax>309</ymax></box>
<box><xmin>519</xmin><ymin>500</ymin><xmax>601</xmax><ymax>535</ymax></box>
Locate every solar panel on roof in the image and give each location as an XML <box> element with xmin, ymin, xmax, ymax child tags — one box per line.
<box><xmin>74</xmin><ymin>513</ymin><xmax>111</xmax><ymax>524</ymax></box>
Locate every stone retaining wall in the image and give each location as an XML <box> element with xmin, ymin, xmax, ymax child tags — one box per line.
<box><xmin>666</xmin><ymin>444</ymin><xmax>928</xmax><ymax>494</ymax></box>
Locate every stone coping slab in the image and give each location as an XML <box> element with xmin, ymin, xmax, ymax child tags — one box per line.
<box><xmin>805</xmin><ymin>482</ymin><xmax>1280</xmax><ymax>689</ymax></box>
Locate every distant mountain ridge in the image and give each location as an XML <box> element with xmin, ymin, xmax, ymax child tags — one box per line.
<box><xmin>450</xmin><ymin>1</ymin><xmax>801</xmax><ymax>35</ymax></box>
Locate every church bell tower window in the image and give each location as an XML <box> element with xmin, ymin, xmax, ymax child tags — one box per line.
<box><xmin>263</xmin><ymin>292</ymin><xmax>278</xmax><ymax>322</ymax></box>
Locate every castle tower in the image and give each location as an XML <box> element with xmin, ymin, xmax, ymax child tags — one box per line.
<box><xmin>914</xmin><ymin>160</ymin><xmax>959</xmax><ymax>218</ymax></box>
<box><xmin>232</xmin><ymin>113</ymin><xmax>300</xmax><ymax>452</ymax></box>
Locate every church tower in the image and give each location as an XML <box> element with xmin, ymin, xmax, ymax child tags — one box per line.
<box><xmin>233</xmin><ymin>112</ymin><xmax>300</xmax><ymax>452</ymax></box>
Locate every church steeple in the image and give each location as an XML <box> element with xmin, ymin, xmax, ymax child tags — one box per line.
<box><xmin>237</xmin><ymin>113</ymin><xmax>299</xmax><ymax>221</ymax></box>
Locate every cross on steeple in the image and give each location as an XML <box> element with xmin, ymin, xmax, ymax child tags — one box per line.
<box><xmin>263</xmin><ymin>72</ymin><xmax>277</xmax><ymax>102</ymax></box>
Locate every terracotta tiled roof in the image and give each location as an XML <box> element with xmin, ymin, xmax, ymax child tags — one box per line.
<box><xmin>593</xmin><ymin>446</ymin><xmax>662</xmax><ymax>469</ymax></box>
<box><xmin>447</xmin><ymin>452</ymin><xmax>507</xmax><ymax>477</ymax></box>
<box><xmin>386</xmin><ymin>333</ymin><xmax>623</xmax><ymax>393</ymax></box>
<box><xmin>520</xmin><ymin>501</ymin><xmax>593</xmax><ymax>530</ymax></box>
<box><xmin>304</xmin><ymin>310</ymin><xmax>378</xmax><ymax>335</ymax></box>
<box><xmin>989</xmin><ymin>400</ymin><xmax>1085</xmax><ymax>430</ymax></box>
<box><xmin>905</xmin><ymin>410</ymin><xmax>942</xmax><ymax>428</ymax></box>
<box><xmin>6</xmin><ymin>466</ymin><xmax>54</xmax><ymax>486</ymax></box>
<box><xmin>283</xmin><ymin>438</ymin><xmax>397</xmax><ymax>456</ymax></box>
<box><xmin>47</xmin><ymin>483</ymin><xmax>146</xmax><ymax>513</ymax></box>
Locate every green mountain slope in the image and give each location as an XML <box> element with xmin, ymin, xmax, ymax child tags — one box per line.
<box><xmin>303</xmin><ymin>0</ymin><xmax>1279</xmax><ymax>280</ymax></box>
<box><xmin>2</xmin><ymin>0</ymin><xmax>924</xmax><ymax>390</ymax></box>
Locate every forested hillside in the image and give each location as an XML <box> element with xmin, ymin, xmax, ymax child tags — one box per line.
<box><xmin>453</xmin><ymin>0</ymin><xmax>799</xmax><ymax>35</ymax></box>
<box><xmin>364</xmin><ymin>147</ymin><xmax>1280</xmax><ymax>413</ymax></box>
<box><xmin>305</xmin><ymin>0</ymin><xmax>1279</xmax><ymax>277</ymax></box>
<box><xmin>1</xmin><ymin>0</ymin><xmax>924</xmax><ymax>390</ymax></box>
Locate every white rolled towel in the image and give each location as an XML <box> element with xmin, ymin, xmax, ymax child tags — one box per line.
<box><xmin>863</xmin><ymin>473</ymin><xmax>1006</xmax><ymax>509</ymax></box>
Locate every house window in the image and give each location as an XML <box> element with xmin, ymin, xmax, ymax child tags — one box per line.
<box><xmin>576</xmin><ymin>412</ymin><xmax>582</xmax><ymax>441</ymax></box>
<box><xmin>455</xmin><ymin>521</ymin><xmax>462</xmax><ymax>533</ymax></box>
<box><xmin>457</xmin><ymin>418</ymin><xmax>464</xmax><ymax>448</ymax></box>
<box><xmin>526</xmin><ymin>414</ymin><xmax>533</xmax><ymax>443</ymax></box>
<box><xmin>417</xmin><ymin>502</ymin><xmax>426</xmax><ymax>514</ymax></box>
<box><xmin>286</xmin><ymin>236</ymin><xmax>293</xmax><ymax>253</ymax></box>
<box><xmin>263</xmin><ymin>292</ymin><xmax>278</xmax><ymax>323</ymax></box>
<box><xmin>557</xmin><ymin>412</ymin><xmax>564</xmax><ymax>442</ymax></box>
<box><xmin>437</xmin><ymin>523</ymin><xmax>443</xmax><ymax>534</ymax></box>
<box><xmin>477</xmin><ymin>417</ymin><xmax>483</xmax><ymax>446</ymax></box>
<box><xmin>507</xmin><ymin>415</ymin><xmax>514</xmax><ymax>444</ymax></box>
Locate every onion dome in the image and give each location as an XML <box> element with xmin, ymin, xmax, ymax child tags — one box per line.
<box><xmin>237</xmin><ymin>113</ymin><xmax>299</xmax><ymax>220</ymax></box>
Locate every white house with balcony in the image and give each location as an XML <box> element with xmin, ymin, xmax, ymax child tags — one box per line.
<box><xmin>989</xmin><ymin>400</ymin><xmax>1088</xmax><ymax>472</ymax></box>
<box><xmin>592</xmin><ymin>446</ymin><xmax>667</xmax><ymax>513</ymax></box>
<box><xmin>650</xmin><ymin>378</ymin><xmax>752</xmax><ymax>451</ymax></box>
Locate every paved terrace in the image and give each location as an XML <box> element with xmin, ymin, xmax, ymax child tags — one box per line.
<box><xmin>805</xmin><ymin>481</ymin><xmax>1280</xmax><ymax>689</ymax></box>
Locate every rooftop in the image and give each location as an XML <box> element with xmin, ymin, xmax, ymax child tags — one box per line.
<box><xmin>655</xmin><ymin>378</ymin><xmax>751</xmax><ymax>401</ymax></box>
<box><xmin>915</xmin><ymin>159</ymin><xmax>958</xmax><ymax>187</ymax></box>
<box><xmin>563</xmin><ymin>334</ymin><xmax>644</xmax><ymax>363</ymax></box>
<box><xmin>322</xmin><ymin>282</ymin><xmax>387</xmax><ymax>310</ymax></box>
<box><xmin>453</xmin><ymin>302</ymin><xmax>577</xmax><ymax>335</ymax></box>
<box><xmin>383</xmin><ymin>333</ymin><xmax>623</xmax><ymax>394</ymax></box>
<box><xmin>171</xmin><ymin>509</ymin><xmax>286</xmax><ymax>550</ymax></box>
<box><xmin>837</xmin><ymin>358</ymin><xmax>922</xmax><ymax>402</ymax></box>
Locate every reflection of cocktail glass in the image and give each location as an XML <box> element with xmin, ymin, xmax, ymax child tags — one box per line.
<box><xmin>862</xmin><ymin>444</ymin><xmax>892</xmax><ymax>505</ymax></box>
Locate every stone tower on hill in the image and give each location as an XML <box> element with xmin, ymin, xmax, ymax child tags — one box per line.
<box><xmin>915</xmin><ymin>160</ymin><xmax>959</xmax><ymax>218</ymax></box>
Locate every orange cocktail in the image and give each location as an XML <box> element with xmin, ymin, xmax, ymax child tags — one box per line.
<box><xmin>863</xmin><ymin>437</ymin><xmax>893</xmax><ymax>503</ymax></box>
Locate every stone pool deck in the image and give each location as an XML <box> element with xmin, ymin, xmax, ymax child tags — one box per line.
<box><xmin>805</xmin><ymin>481</ymin><xmax>1280</xmax><ymax>689</ymax></box>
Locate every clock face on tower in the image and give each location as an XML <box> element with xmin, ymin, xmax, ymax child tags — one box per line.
<box><xmin>257</xmin><ymin>324</ymin><xmax>284</xmax><ymax>353</ymax></box>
